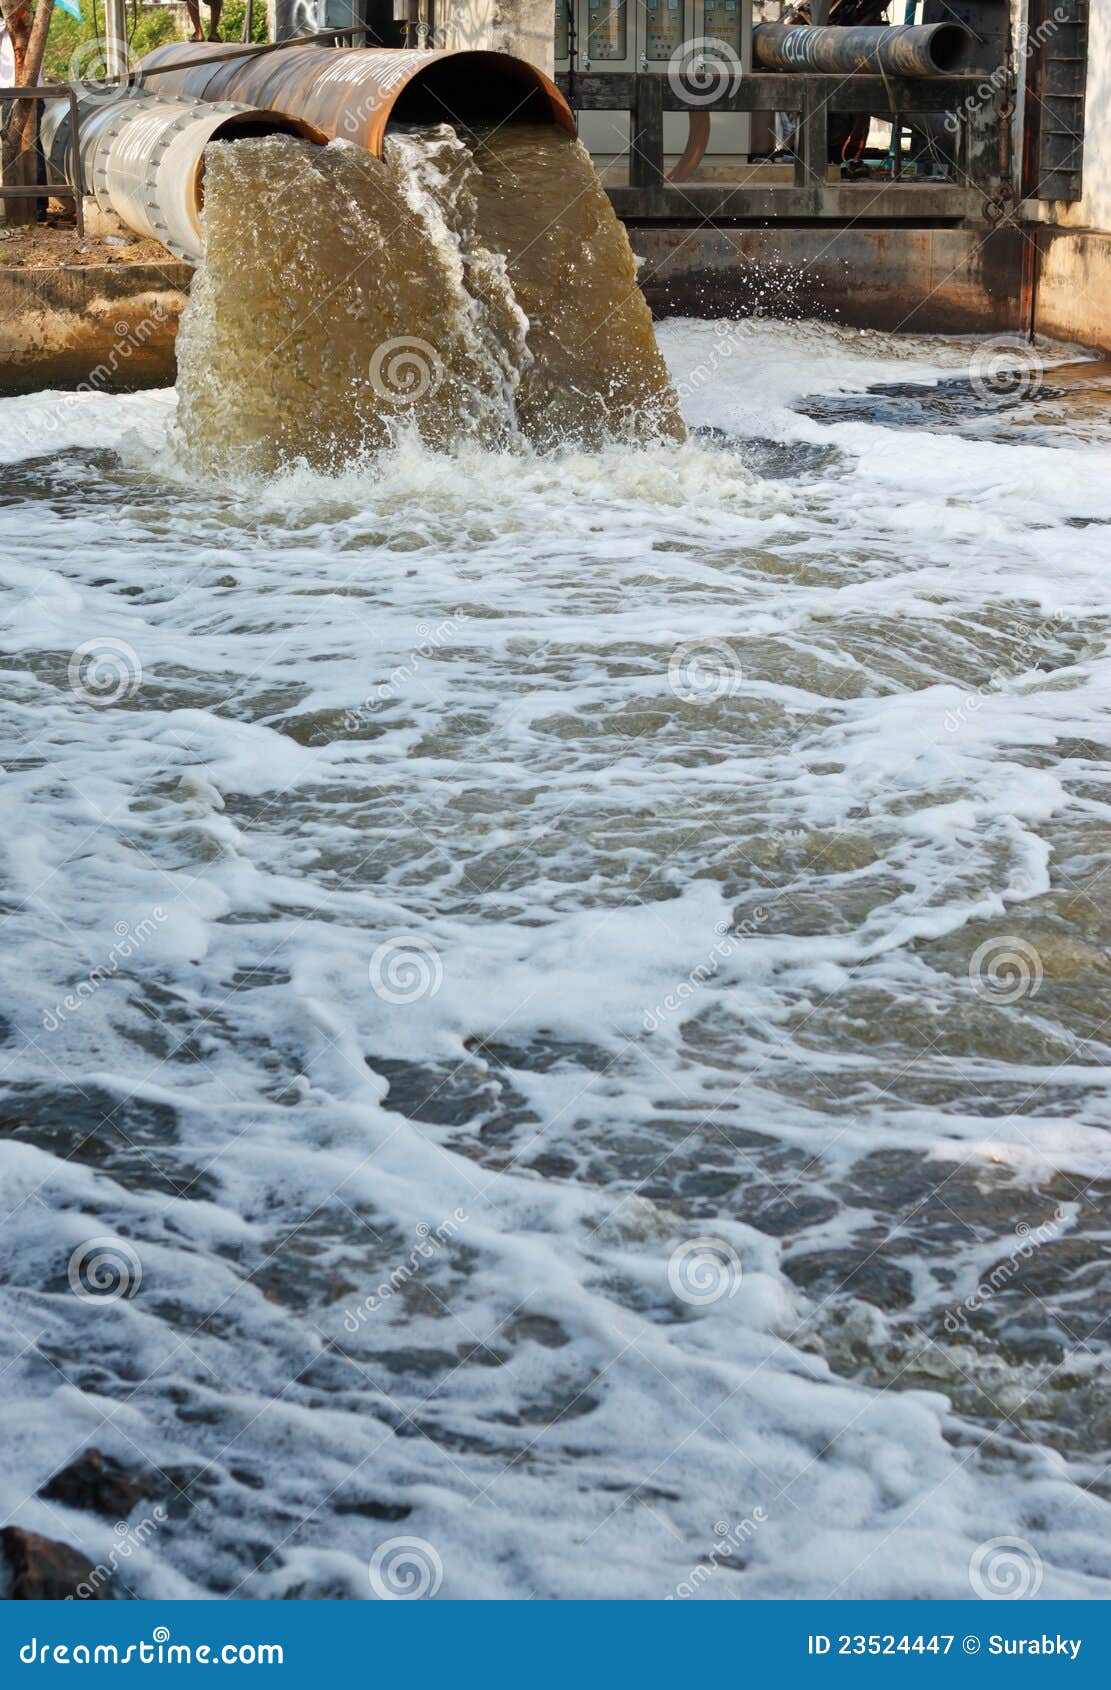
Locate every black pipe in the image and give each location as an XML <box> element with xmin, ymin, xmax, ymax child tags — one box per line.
<box><xmin>753</xmin><ymin>23</ymin><xmax>973</xmax><ymax>77</ymax></box>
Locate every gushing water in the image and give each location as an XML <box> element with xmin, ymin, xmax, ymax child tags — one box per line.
<box><xmin>175</xmin><ymin>126</ymin><xmax>683</xmax><ymax>472</ymax></box>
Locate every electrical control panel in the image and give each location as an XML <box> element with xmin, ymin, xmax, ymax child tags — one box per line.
<box><xmin>585</xmin><ymin>0</ymin><xmax>628</xmax><ymax>60</ymax></box>
<box><xmin>697</xmin><ymin>0</ymin><xmax>742</xmax><ymax>57</ymax></box>
<box><xmin>643</xmin><ymin>0</ymin><xmax>684</xmax><ymax>64</ymax></box>
<box><xmin>556</xmin><ymin>0</ymin><xmax>751</xmax><ymax>75</ymax></box>
<box><xmin>556</xmin><ymin>0</ymin><xmax>753</xmax><ymax>169</ymax></box>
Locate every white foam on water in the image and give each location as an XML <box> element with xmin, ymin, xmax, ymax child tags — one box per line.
<box><xmin>1</xmin><ymin>322</ymin><xmax>1111</xmax><ymax>1599</ymax></box>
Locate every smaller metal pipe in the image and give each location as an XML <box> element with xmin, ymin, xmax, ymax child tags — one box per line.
<box><xmin>753</xmin><ymin>23</ymin><xmax>973</xmax><ymax>78</ymax></box>
<box><xmin>42</xmin><ymin>92</ymin><xmax>324</xmax><ymax>261</ymax></box>
<box><xmin>667</xmin><ymin>110</ymin><xmax>709</xmax><ymax>184</ymax></box>
<box><xmin>104</xmin><ymin>0</ymin><xmax>129</xmax><ymax>83</ymax></box>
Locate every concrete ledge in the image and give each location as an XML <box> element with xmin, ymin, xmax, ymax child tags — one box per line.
<box><xmin>628</xmin><ymin>224</ymin><xmax>1027</xmax><ymax>337</ymax></box>
<box><xmin>1</xmin><ymin>227</ymin><xmax>1108</xmax><ymax>401</ymax></box>
<box><xmin>0</xmin><ymin>261</ymin><xmax>193</xmax><ymax>395</ymax></box>
<box><xmin>1036</xmin><ymin>229</ymin><xmax>1111</xmax><ymax>354</ymax></box>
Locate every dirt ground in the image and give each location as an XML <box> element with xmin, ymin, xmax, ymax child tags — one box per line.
<box><xmin>0</xmin><ymin>213</ymin><xmax>172</xmax><ymax>268</ymax></box>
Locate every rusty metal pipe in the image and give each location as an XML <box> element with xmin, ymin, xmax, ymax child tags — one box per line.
<box><xmin>753</xmin><ymin>23</ymin><xmax>973</xmax><ymax>77</ymax></box>
<box><xmin>136</xmin><ymin>44</ymin><xmax>576</xmax><ymax>156</ymax></box>
<box><xmin>41</xmin><ymin>91</ymin><xmax>325</xmax><ymax>261</ymax></box>
<box><xmin>667</xmin><ymin>110</ymin><xmax>710</xmax><ymax>184</ymax></box>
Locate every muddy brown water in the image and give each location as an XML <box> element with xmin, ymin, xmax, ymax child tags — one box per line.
<box><xmin>176</xmin><ymin>125</ymin><xmax>683</xmax><ymax>473</ymax></box>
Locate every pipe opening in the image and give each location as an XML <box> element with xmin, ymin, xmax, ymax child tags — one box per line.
<box><xmin>925</xmin><ymin>23</ymin><xmax>972</xmax><ymax>74</ymax></box>
<box><xmin>209</xmin><ymin>113</ymin><xmax>323</xmax><ymax>145</ymax></box>
<box><xmin>195</xmin><ymin>111</ymin><xmax>326</xmax><ymax>213</ymax></box>
<box><xmin>386</xmin><ymin>52</ymin><xmax>576</xmax><ymax>136</ymax></box>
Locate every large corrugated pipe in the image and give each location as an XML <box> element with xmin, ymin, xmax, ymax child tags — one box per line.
<box><xmin>753</xmin><ymin>23</ymin><xmax>973</xmax><ymax>77</ymax></box>
<box><xmin>136</xmin><ymin>44</ymin><xmax>576</xmax><ymax>155</ymax></box>
<box><xmin>42</xmin><ymin>92</ymin><xmax>325</xmax><ymax>261</ymax></box>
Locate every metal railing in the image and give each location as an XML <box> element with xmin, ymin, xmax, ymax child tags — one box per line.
<box><xmin>558</xmin><ymin>69</ymin><xmax>1001</xmax><ymax>224</ymax></box>
<box><xmin>0</xmin><ymin>83</ymin><xmax>84</xmax><ymax>236</ymax></box>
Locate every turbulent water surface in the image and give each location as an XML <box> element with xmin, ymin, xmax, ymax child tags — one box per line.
<box><xmin>2</xmin><ymin>322</ymin><xmax>1111</xmax><ymax>1598</ymax></box>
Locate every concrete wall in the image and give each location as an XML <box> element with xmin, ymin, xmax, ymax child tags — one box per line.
<box><xmin>627</xmin><ymin>224</ymin><xmax>1027</xmax><ymax>337</ymax></box>
<box><xmin>4</xmin><ymin>225</ymin><xmax>1109</xmax><ymax>402</ymax></box>
<box><xmin>626</xmin><ymin>220</ymin><xmax>1111</xmax><ymax>353</ymax></box>
<box><xmin>269</xmin><ymin>0</ymin><xmax>320</xmax><ymax>40</ymax></box>
<box><xmin>1034</xmin><ymin>227</ymin><xmax>1111</xmax><ymax>349</ymax></box>
<box><xmin>437</xmin><ymin>0</ymin><xmax>554</xmax><ymax>73</ymax></box>
<box><xmin>0</xmin><ymin>264</ymin><xmax>191</xmax><ymax>395</ymax></box>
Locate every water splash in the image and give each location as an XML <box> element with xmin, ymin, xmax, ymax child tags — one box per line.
<box><xmin>174</xmin><ymin>125</ymin><xmax>683</xmax><ymax>473</ymax></box>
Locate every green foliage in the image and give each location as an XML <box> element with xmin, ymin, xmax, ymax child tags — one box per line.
<box><xmin>131</xmin><ymin>5</ymin><xmax>180</xmax><ymax>55</ymax></box>
<box><xmin>39</xmin><ymin>0</ymin><xmax>266</xmax><ymax>87</ymax></box>
<box><xmin>42</xmin><ymin>3</ymin><xmax>186</xmax><ymax>85</ymax></box>
<box><xmin>42</xmin><ymin>8</ymin><xmax>89</xmax><ymax>83</ymax></box>
<box><xmin>220</xmin><ymin>0</ymin><xmax>269</xmax><ymax>44</ymax></box>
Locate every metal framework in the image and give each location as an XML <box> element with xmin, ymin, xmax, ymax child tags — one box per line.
<box><xmin>558</xmin><ymin>69</ymin><xmax>1001</xmax><ymax>222</ymax></box>
<box><xmin>0</xmin><ymin>84</ymin><xmax>84</xmax><ymax>236</ymax></box>
<box><xmin>1029</xmin><ymin>0</ymin><xmax>1088</xmax><ymax>202</ymax></box>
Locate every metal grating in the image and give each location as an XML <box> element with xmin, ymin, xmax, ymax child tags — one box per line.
<box><xmin>1034</xmin><ymin>0</ymin><xmax>1088</xmax><ymax>202</ymax></box>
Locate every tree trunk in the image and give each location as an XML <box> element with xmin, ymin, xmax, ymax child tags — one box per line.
<box><xmin>1</xmin><ymin>0</ymin><xmax>56</xmax><ymax>225</ymax></box>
